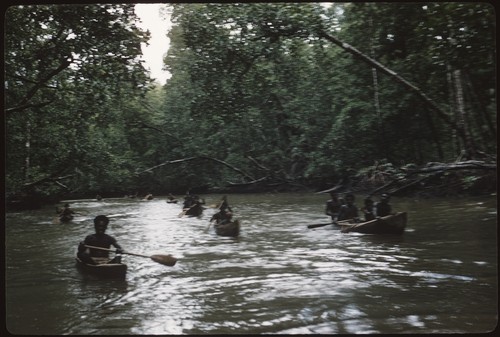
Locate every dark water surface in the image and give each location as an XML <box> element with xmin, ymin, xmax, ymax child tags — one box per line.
<box><xmin>5</xmin><ymin>193</ymin><xmax>498</xmax><ymax>334</ymax></box>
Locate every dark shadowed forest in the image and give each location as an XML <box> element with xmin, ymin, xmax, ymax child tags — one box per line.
<box><xmin>5</xmin><ymin>3</ymin><xmax>496</xmax><ymax>210</ymax></box>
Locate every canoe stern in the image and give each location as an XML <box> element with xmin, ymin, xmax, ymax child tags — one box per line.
<box><xmin>342</xmin><ymin>212</ymin><xmax>407</xmax><ymax>235</ymax></box>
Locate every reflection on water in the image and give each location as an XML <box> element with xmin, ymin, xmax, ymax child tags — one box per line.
<box><xmin>5</xmin><ymin>193</ymin><xmax>497</xmax><ymax>334</ymax></box>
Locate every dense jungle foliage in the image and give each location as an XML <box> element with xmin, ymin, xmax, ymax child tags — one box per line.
<box><xmin>5</xmin><ymin>3</ymin><xmax>496</xmax><ymax>208</ymax></box>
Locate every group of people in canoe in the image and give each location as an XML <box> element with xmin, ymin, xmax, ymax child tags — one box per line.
<box><xmin>180</xmin><ymin>194</ymin><xmax>206</xmax><ymax>217</ymax></box>
<box><xmin>209</xmin><ymin>195</ymin><xmax>233</xmax><ymax>225</ymax></box>
<box><xmin>326</xmin><ymin>191</ymin><xmax>393</xmax><ymax>223</ymax></box>
<box><xmin>56</xmin><ymin>203</ymin><xmax>76</xmax><ymax>223</ymax></box>
<box><xmin>75</xmin><ymin>194</ymin><xmax>236</xmax><ymax>266</ymax></box>
<box><xmin>56</xmin><ymin>203</ymin><xmax>89</xmax><ymax>223</ymax></box>
<box><xmin>71</xmin><ymin>191</ymin><xmax>395</xmax><ymax>267</ymax></box>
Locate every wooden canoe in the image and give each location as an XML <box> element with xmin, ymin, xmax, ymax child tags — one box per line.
<box><xmin>338</xmin><ymin>212</ymin><xmax>407</xmax><ymax>235</ymax></box>
<box><xmin>215</xmin><ymin>220</ymin><xmax>240</xmax><ymax>237</ymax></box>
<box><xmin>59</xmin><ymin>215</ymin><xmax>74</xmax><ymax>223</ymax></box>
<box><xmin>184</xmin><ymin>205</ymin><xmax>203</xmax><ymax>217</ymax></box>
<box><xmin>75</xmin><ymin>257</ymin><xmax>127</xmax><ymax>279</ymax></box>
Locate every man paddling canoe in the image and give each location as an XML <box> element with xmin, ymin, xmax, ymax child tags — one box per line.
<box><xmin>77</xmin><ymin>215</ymin><xmax>123</xmax><ymax>264</ymax></box>
<box><xmin>337</xmin><ymin>193</ymin><xmax>359</xmax><ymax>222</ymax></box>
<box><xmin>325</xmin><ymin>191</ymin><xmax>343</xmax><ymax>221</ymax></box>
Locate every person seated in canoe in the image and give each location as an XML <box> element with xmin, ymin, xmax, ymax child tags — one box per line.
<box><xmin>210</xmin><ymin>209</ymin><xmax>233</xmax><ymax>226</ymax></box>
<box><xmin>375</xmin><ymin>194</ymin><xmax>393</xmax><ymax>217</ymax></box>
<box><xmin>57</xmin><ymin>203</ymin><xmax>76</xmax><ymax>222</ymax></box>
<box><xmin>362</xmin><ymin>196</ymin><xmax>376</xmax><ymax>221</ymax></box>
<box><xmin>325</xmin><ymin>191</ymin><xmax>343</xmax><ymax>221</ymax></box>
<box><xmin>144</xmin><ymin>193</ymin><xmax>154</xmax><ymax>200</ymax></box>
<box><xmin>217</xmin><ymin>195</ymin><xmax>233</xmax><ymax>212</ymax></box>
<box><xmin>77</xmin><ymin>215</ymin><xmax>123</xmax><ymax>265</ymax></box>
<box><xmin>96</xmin><ymin>194</ymin><xmax>103</xmax><ymax>201</ymax></box>
<box><xmin>182</xmin><ymin>194</ymin><xmax>194</xmax><ymax>209</ymax></box>
<box><xmin>337</xmin><ymin>193</ymin><xmax>359</xmax><ymax>222</ymax></box>
<box><xmin>185</xmin><ymin>195</ymin><xmax>205</xmax><ymax>216</ymax></box>
<box><xmin>209</xmin><ymin>196</ymin><xmax>233</xmax><ymax>223</ymax></box>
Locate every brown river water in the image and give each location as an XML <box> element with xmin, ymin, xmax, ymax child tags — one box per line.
<box><xmin>5</xmin><ymin>193</ymin><xmax>498</xmax><ymax>334</ymax></box>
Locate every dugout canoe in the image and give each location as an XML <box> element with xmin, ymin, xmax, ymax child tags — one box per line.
<box><xmin>215</xmin><ymin>220</ymin><xmax>240</xmax><ymax>237</ymax></box>
<box><xmin>184</xmin><ymin>205</ymin><xmax>203</xmax><ymax>217</ymax></box>
<box><xmin>75</xmin><ymin>256</ymin><xmax>127</xmax><ymax>279</ymax></box>
<box><xmin>59</xmin><ymin>215</ymin><xmax>74</xmax><ymax>223</ymax></box>
<box><xmin>338</xmin><ymin>212</ymin><xmax>407</xmax><ymax>235</ymax></box>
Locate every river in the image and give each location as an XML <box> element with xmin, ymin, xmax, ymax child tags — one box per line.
<box><xmin>5</xmin><ymin>193</ymin><xmax>497</xmax><ymax>334</ymax></box>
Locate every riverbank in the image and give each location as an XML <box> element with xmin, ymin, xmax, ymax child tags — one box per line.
<box><xmin>212</xmin><ymin>162</ymin><xmax>497</xmax><ymax>198</ymax></box>
<box><xmin>6</xmin><ymin>161</ymin><xmax>496</xmax><ymax>212</ymax></box>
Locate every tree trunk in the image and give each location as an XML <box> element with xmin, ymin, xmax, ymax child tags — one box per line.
<box><xmin>422</xmin><ymin>107</ymin><xmax>444</xmax><ymax>160</ymax></box>
<box><xmin>463</xmin><ymin>70</ymin><xmax>496</xmax><ymax>141</ymax></box>
<box><xmin>369</xmin><ymin>15</ymin><xmax>385</xmax><ymax>158</ymax></box>
<box><xmin>452</xmin><ymin>69</ymin><xmax>477</xmax><ymax>159</ymax></box>
<box><xmin>23</xmin><ymin>120</ymin><xmax>31</xmax><ymax>182</ymax></box>
<box><xmin>446</xmin><ymin>65</ymin><xmax>461</xmax><ymax>157</ymax></box>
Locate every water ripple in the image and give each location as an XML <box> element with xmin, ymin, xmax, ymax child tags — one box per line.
<box><xmin>5</xmin><ymin>194</ymin><xmax>497</xmax><ymax>335</ymax></box>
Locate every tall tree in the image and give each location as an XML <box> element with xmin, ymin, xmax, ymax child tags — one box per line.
<box><xmin>5</xmin><ymin>4</ymin><xmax>152</xmax><ymax>198</ymax></box>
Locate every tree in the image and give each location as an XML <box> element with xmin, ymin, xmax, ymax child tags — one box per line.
<box><xmin>5</xmin><ymin>4</ymin><xmax>152</xmax><ymax>199</ymax></box>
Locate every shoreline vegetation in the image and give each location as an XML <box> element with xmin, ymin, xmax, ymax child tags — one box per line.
<box><xmin>6</xmin><ymin>159</ymin><xmax>496</xmax><ymax>212</ymax></box>
<box><xmin>6</xmin><ymin>4</ymin><xmax>495</xmax><ymax>213</ymax></box>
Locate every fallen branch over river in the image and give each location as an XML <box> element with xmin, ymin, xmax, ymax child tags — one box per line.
<box><xmin>402</xmin><ymin>160</ymin><xmax>496</xmax><ymax>174</ymax></box>
<box><xmin>136</xmin><ymin>155</ymin><xmax>256</xmax><ymax>182</ymax></box>
<box><xmin>320</xmin><ymin>160</ymin><xmax>496</xmax><ymax>197</ymax></box>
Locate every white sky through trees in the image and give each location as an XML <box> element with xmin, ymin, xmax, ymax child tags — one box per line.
<box><xmin>135</xmin><ymin>3</ymin><xmax>172</xmax><ymax>85</ymax></box>
<box><xmin>134</xmin><ymin>3</ymin><xmax>333</xmax><ymax>85</ymax></box>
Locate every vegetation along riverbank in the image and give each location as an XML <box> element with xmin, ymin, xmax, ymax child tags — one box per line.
<box><xmin>5</xmin><ymin>3</ymin><xmax>496</xmax><ymax>210</ymax></box>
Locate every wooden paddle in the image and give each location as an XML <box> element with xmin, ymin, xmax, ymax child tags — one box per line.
<box><xmin>178</xmin><ymin>204</ymin><xmax>197</xmax><ymax>217</ymax></box>
<box><xmin>205</xmin><ymin>220</ymin><xmax>215</xmax><ymax>233</ymax></box>
<box><xmin>307</xmin><ymin>219</ymin><xmax>353</xmax><ymax>229</ymax></box>
<box><xmin>84</xmin><ymin>245</ymin><xmax>177</xmax><ymax>266</ymax></box>
<box><xmin>307</xmin><ymin>222</ymin><xmax>335</xmax><ymax>229</ymax></box>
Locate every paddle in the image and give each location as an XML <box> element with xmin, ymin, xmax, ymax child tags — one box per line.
<box><xmin>307</xmin><ymin>219</ymin><xmax>353</xmax><ymax>229</ymax></box>
<box><xmin>178</xmin><ymin>205</ymin><xmax>195</xmax><ymax>217</ymax></box>
<box><xmin>205</xmin><ymin>220</ymin><xmax>215</xmax><ymax>233</ymax></box>
<box><xmin>84</xmin><ymin>245</ymin><xmax>177</xmax><ymax>266</ymax></box>
<box><xmin>307</xmin><ymin>222</ymin><xmax>335</xmax><ymax>229</ymax></box>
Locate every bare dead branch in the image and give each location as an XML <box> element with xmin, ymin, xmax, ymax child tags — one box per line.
<box><xmin>136</xmin><ymin>155</ymin><xmax>256</xmax><ymax>182</ymax></box>
<box><xmin>226</xmin><ymin>176</ymin><xmax>268</xmax><ymax>186</ymax></box>
<box><xmin>135</xmin><ymin>157</ymin><xmax>198</xmax><ymax>175</ymax></box>
<box><xmin>405</xmin><ymin>161</ymin><xmax>496</xmax><ymax>174</ymax></box>
<box><xmin>199</xmin><ymin>156</ymin><xmax>255</xmax><ymax>181</ymax></box>
<box><xmin>5</xmin><ymin>100</ymin><xmax>54</xmax><ymax>114</ymax></box>
<box><xmin>23</xmin><ymin>174</ymin><xmax>75</xmax><ymax>188</ymax></box>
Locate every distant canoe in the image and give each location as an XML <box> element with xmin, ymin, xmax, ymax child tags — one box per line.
<box><xmin>215</xmin><ymin>220</ymin><xmax>240</xmax><ymax>237</ymax></box>
<box><xmin>75</xmin><ymin>257</ymin><xmax>127</xmax><ymax>279</ymax></box>
<box><xmin>166</xmin><ymin>199</ymin><xmax>178</xmax><ymax>204</ymax></box>
<box><xmin>338</xmin><ymin>212</ymin><xmax>407</xmax><ymax>235</ymax></box>
<box><xmin>59</xmin><ymin>215</ymin><xmax>74</xmax><ymax>223</ymax></box>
